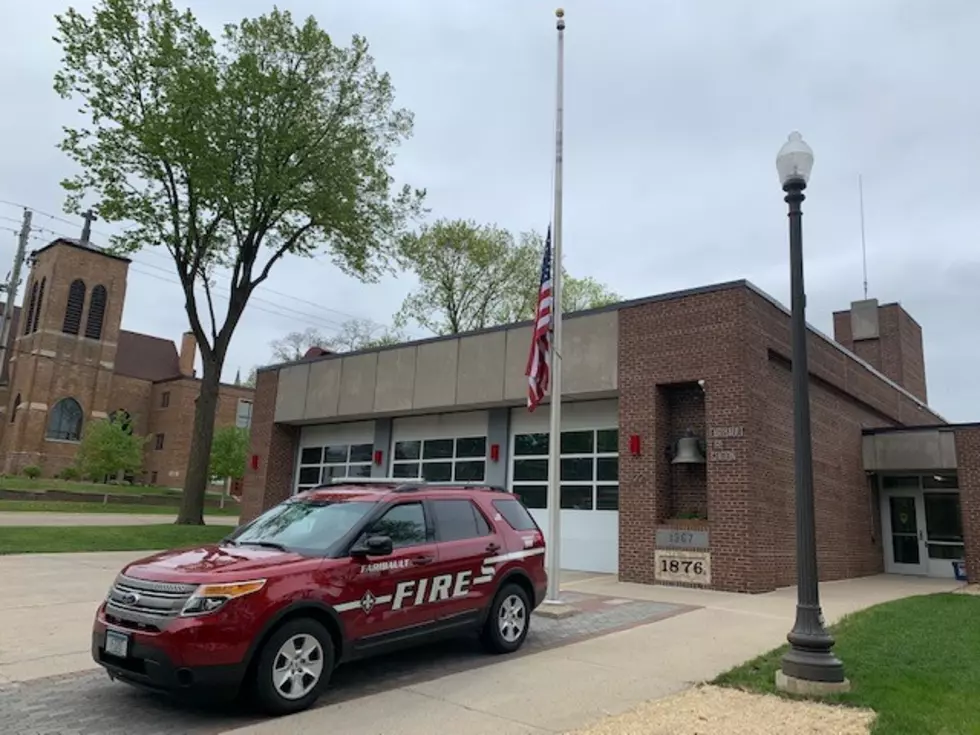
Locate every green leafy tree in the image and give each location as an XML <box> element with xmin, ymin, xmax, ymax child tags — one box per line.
<box><xmin>54</xmin><ymin>0</ymin><xmax>424</xmax><ymax>524</ymax></box>
<box><xmin>75</xmin><ymin>415</ymin><xmax>146</xmax><ymax>482</ymax></box>
<box><xmin>394</xmin><ymin>219</ymin><xmax>531</xmax><ymax>334</ymax></box>
<box><xmin>209</xmin><ymin>426</ymin><xmax>249</xmax><ymax>482</ymax></box>
<box><xmin>395</xmin><ymin>221</ymin><xmax>621</xmax><ymax>335</ymax></box>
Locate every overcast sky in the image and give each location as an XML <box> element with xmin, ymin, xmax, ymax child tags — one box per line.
<box><xmin>1</xmin><ymin>0</ymin><xmax>977</xmax><ymax>421</ymax></box>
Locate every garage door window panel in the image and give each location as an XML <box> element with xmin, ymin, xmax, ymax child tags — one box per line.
<box><xmin>392</xmin><ymin>436</ymin><xmax>487</xmax><ymax>482</ymax></box>
<box><xmin>295</xmin><ymin>441</ymin><xmax>374</xmax><ymax>493</ymax></box>
<box><xmin>510</xmin><ymin>428</ymin><xmax>619</xmax><ymax>511</ymax></box>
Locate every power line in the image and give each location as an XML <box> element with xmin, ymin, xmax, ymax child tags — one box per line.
<box><xmin>0</xmin><ymin>201</ymin><xmax>385</xmax><ymax>328</ymax></box>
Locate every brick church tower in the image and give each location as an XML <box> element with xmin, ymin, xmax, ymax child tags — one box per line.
<box><xmin>0</xmin><ymin>239</ymin><xmax>130</xmax><ymax>474</ymax></box>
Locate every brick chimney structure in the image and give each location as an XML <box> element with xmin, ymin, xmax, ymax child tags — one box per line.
<box><xmin>833</xmin><ymin>298</ymin><xmax>927</xmax><ymax>403</ymax></box>
<box><xmin>179</xmin><ymin>331</ymin><xmax>197</xmax><ymax>377</ymax></box>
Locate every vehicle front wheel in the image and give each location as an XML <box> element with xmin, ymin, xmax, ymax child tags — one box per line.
<box><xmin>481</xmin><ymin>583</ymin><xmax>531</xmax><ymax>654</ymax></box>
<box><xmin>253</xmin><ymin>618</ymin><xmax>335</xmax><ymax>716</ymax></box>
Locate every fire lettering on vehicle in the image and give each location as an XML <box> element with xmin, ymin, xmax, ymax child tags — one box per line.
<box><xmin>333</xmin><ymin>547</ymin><xmax>545</xmax><ymax>615</ymax></box>
<box><xmin>392</xmin><ymin>570</ymin><xmax>471</xmax><ymax>610</ymax></box>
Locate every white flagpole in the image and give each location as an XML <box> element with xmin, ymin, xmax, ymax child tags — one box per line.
<box><xmin>544</xmin><ymin>7</ymin><xmax>566</xmax><ymax>605</ymax></box>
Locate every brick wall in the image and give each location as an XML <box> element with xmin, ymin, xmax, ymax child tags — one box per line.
<box><xmin>832</xmin><ymin>302</ymin><xmax>927</xmax><ymax>404</ymax></box>
<box><xmin>619</xmin><ymin>283</ymin><xmax>943</xmax><ymax>593</ymax></box>
<box><xmin>144</xmin><ymin>378</ymin><xmax>254</xmax><ymax>488</ymax></box>
<box><xmin>240</xmin><ymin>369</ymin><xmax>299</xmax><ymax>523</ymax></box>
<box><xmin>618</xmin><ymin>286</ymin><xmax>755</xmax><ymax>591</ymax></box>
<box><xmin>954</xmin><ymin>427</ymin><xmax>980</xmax><ymax>582</ymax></box>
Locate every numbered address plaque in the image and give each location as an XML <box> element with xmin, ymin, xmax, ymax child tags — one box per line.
<box><xmin>654</xmin><ymin>550</ymin><xmax>711</xmax><ymax>586</ymax></box>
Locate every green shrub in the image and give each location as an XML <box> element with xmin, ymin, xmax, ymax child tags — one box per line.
<box><xmin>22</xmin><ymin>465</ymin><xmax>41</xmax><ymax>479</ymax></box>
<box><xmin>58</xmin><ymin>466</ymin><xmax>81</xmax><ymax>481</ymax></box>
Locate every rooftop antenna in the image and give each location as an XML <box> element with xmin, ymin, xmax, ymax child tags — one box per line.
<box><xmin>859</xmin><ymin>174</ymin><xmax>868</xmax><ymax>299</ymax></box>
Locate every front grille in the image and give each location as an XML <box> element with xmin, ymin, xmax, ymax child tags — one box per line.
<box><xmin>105</xmin><ymin>575</ymin><xmax>198</xmax><ymax>630</ymax></box>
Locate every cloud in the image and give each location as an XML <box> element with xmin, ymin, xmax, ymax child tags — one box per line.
<box><xmin>0</xmin><ymin>0</ymin><xmax>977</xmax><ymax>420</ymax></box>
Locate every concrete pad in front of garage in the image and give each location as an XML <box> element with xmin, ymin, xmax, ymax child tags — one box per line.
<box><xmin>0</xmin><ymin>511</ymin><xmax>240</xmax><ymax>526</ymax></box>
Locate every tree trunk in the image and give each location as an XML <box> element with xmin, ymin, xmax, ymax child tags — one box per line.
<box><xmin>176</xmin><ymin>358</ymin><xmax>223</xmax><ymax>525</ymax></box>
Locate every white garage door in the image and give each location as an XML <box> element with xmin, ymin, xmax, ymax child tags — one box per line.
<box><xmin>509</xmin><ymin>400</ymin><xmax>619</xmax><ymax>574</ymax></box>
<box><xmin>390</xmin><ymin>411</ymin><xmax>489</xmax><ymax>483</ymax></box>
<box><xmin>295</xmin><ymin>421</ymin><xmax>376</xmax><ymax>493</ymax></box>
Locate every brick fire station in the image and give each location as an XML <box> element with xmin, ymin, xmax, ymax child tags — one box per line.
<box><xmin>241</xmin><ymin>279</ymin><xmax>979</xmax><ymax>593</ymax></box>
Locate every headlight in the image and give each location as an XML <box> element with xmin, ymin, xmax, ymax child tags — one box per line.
<box><xmin>180</xmin><ymin>579</ymin><xmax>267</xmax><ymax>617</ymax></box>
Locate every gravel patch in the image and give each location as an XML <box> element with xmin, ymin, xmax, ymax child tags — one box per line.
<box><xmin>569</xmin><ymin>685</ymin><xmax>875</xmax><ymax>735</ymax></box>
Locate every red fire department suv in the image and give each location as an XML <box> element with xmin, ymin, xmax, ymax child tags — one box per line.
<box><xmin>91</xmin><ymin>480</ymin><xmax>548</xmax><ymax>715</ymax></box>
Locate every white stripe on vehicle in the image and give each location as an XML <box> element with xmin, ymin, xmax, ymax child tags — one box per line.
<box><xmin>332</xmin><ymin>548</ymin><xmax>544</xmax><ymax>615</ymax></box>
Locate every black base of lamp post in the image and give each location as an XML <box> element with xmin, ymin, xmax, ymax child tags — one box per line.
<box><xmin>781</xmin><ymin>603</ymin><xmax>845</xmax><ymax>682</ymax></box>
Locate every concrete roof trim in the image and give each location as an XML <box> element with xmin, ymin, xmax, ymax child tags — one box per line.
<box><xmin>255</xmin><ymin>279</ymin><xmax>751</xmax><ymax>375</ymax></box>
<box><xmin>256</xmin><ymin>277</ymin><xmax>945</xmax><ymax>425</ymax></box>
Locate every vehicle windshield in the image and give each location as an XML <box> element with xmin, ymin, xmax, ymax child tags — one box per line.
<box><xmin>227</xmin><ymin>499</ymin><xmax>376</xmax><ymax>555</ymax></box>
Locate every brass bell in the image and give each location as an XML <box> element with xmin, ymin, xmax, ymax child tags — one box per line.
<box><xmin>671</xmin><ymin>429</ymin><xmax>706</xmax><ymax>464</ymax></box>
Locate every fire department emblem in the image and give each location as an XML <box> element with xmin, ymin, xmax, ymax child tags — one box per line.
<box><xmin>360</xmin><ymin>591</ymin><xmax>377</xmax><ymax>613</ymax></box>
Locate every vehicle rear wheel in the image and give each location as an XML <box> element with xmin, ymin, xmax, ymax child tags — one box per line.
<box><xmin>481</xmin><ymin>583</ymin><xmax>531</xmax><ymax>654</ymax></box>
<box><xmin>253</xmin><ymin>618</ymin><xmax>334</xmax><ymax>715</ymax></box>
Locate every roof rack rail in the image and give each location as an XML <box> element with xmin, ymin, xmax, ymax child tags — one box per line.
<box><xmin>307</xmin><ymin>478</ymin><xmax>510</xmax><ymax>494</ymax></box>
<box><xmin>391</xmin><ymin>482</ymin><xmax>508</xmax><ymax>494</ymax></box>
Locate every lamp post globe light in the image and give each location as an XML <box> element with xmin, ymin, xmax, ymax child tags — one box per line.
<box><xmin>775</xmin><ymin>132</ymin><xmax>849</xmax><ymax>694</ymax></box>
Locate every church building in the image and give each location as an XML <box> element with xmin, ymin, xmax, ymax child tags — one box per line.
<box><xmin>0</xmin><ymin>237</ymin><xmax>254</xmax><ymax>486</ymax></box>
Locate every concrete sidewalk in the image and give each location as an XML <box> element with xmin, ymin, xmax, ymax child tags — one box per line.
<box><xmin>0</xmin><ymin>511</ymin><xmax>240</xmax><ymax>526</ymax></box>
<box><xmin>227</xmin><ymin>573</ymin><xmax>958</xmax><ymax>735</ymax></box>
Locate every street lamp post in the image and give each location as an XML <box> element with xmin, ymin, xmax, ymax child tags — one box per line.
<box><xmin>775</xmin><ymin>132</ymin><xmax>848</xmax><ymax>691</ymax></box>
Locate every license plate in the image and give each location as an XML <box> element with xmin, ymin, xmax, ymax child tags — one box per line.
<box><xmin>105</xmin><ymin>629</ymin><xmax>130</xmax><ymax>658</ymax></box>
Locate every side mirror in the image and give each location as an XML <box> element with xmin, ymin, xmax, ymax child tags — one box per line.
<box><xmin>351</xmin><ymin>535</ymin><xmax>393</xmax><ymax>558</ymax></box>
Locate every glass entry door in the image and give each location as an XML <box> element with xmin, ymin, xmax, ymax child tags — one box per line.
<box><xmin>881</xmin><ymin>492</ymin><xmax>928</xmax><ymax>575</ymax></box>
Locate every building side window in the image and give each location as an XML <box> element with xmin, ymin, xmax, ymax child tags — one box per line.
<box><xmin>23</xmin><ymin>281</ymin><xmax>37</xmax><ymax>336</ymax></box>
<box><xmin>62</xmin><ymin>279</ymin><xmax>86</xmax><ymax>335</ymax></box>
<box><xmin>46</xmin><ymin>397</ymin><xmax>84</xmax><ymax>442</ymax></box>
<box><xmin>236</xmin><ymin>398</ymin><xmax>253</xmax><ymax>429</ymax></box>
<box><xmin>84</xmin><ymin>284</ymin><xmax>107</xmax><ymax>340</ymax></box>
<box><xmin>510</xmin><ymin>428</ymin><xmax>619</xmax><ymax>511</ymax></box>
<box><xmin>160</xmin><ymin>391</ymin><xmax>170</xmax><ymax>408</ymax></box>
<box><xmin>10</xmin><ymin>393</ymin><xmax>20</xmax><ymax>423</ymax></box>
<box><xmin>391</xmin><ymin>436</ymin><xmax>487</xmax><ymax>483</ymax></box>
<box><xmin>154</xmin><ymin>433</ymin><xmax>165</xmax><ymax>450</ymax></box>
<box><xmin>296</xmin><ymin>443</ymin><xmax>374</xmax><ymax>492</ymax></box>
<box><xmin>150</xmin><ymin>471</ymin><xmax>158</xmax><ymax>485</ymax></box>
<box><xmin>31</xmin><ymin>277</ymin><xmax>46</xmax><ymax>334</ymax></box>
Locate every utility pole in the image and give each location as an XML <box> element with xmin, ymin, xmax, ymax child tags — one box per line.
<box><xmin>80</xmin><ymin>209</ymin><xmax>98</xmax><ymax>244</ymax></box>
<box><xmin>0</xmin><ymin>209</ymin><xmax>32</xmax><ymax>374</ymax></box>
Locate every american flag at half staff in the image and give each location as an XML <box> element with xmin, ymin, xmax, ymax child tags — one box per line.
<box><xmin>525</xmin><ymin>226</ymin><xmax>553</xmax><ymax>411</ymax></box>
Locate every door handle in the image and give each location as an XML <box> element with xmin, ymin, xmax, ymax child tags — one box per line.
<box><xmin>486</xmin><ymin>542</ymin><xmax>501</xmax><ymax>554</ymax></box>
<box><xmin>412</xmin><ymin>554</ymin><xmax>434</xmax><ymax>566</ymax></box>
<box><xmin>918</xmin><ymin>530</ymin><xmax>924</xmax><ymax>541</ymax></box>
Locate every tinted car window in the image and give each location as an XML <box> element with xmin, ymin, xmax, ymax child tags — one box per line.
<box><xmin>231</xmin><ymin>500</ymin><xmax>376</xmax><ymax>554</ymax></box>
<box><xmin>492</xmin><ymin>497</ymin><xmax>539</xmax><ymax>531</ymax></box>
<box><xmin>432</xmin><ymin>499</ymin><xmax>491</xmax><ymax>542</ymax></box>
<box><xmin>370</xmin><ymin>502</ymin><xmax>427</xmax><ymax>548</ymax></box>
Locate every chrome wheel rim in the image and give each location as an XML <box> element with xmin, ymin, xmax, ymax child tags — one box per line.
<box><xmin>272</xmin><ymin>633</ymin><xmax>324</xmax><ymax>700</ymax></box>
<box><xmin>497</xmin><ymin>594</ymin><xmax>527</xmax><ymax>643</ymax></box>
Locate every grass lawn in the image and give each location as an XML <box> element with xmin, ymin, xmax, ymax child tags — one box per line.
<box><xmin>0</xmin><ymin>500</ymin><xmax>240</xmax><ymax>516</ymax></box>
<box><xmin>714</xmin><ymin>593</ymin><xmax>980</xmax><ymax>735</ymax></box>
<box><xmin>0</xmin><ymin>524</ymin><xmax>233</xmax><ymax>554</ymax></box>
<box><xmin>0</xmin><ymin>476</ymin><xmax>224</xmax><ymax>498</ymax></box>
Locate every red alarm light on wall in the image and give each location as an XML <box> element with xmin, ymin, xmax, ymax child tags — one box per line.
<box><xmin>490</xmin><ymin>443</ymin><xmax>500</xmax><ymax>462</ymax></box>
<box><xmin>628</xmin><ymin>435</ymin><xmax>641</xmax><ymax>456</ymax></box>
<box><xmin>373</xmin><ymin>449</ymin><xmax>384</xmax><ymax>466</ymax></box>
<box><xmin>250</xmin><ymin>454</ymin><xmax>259</xmax><ymax>471</ymax></box>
